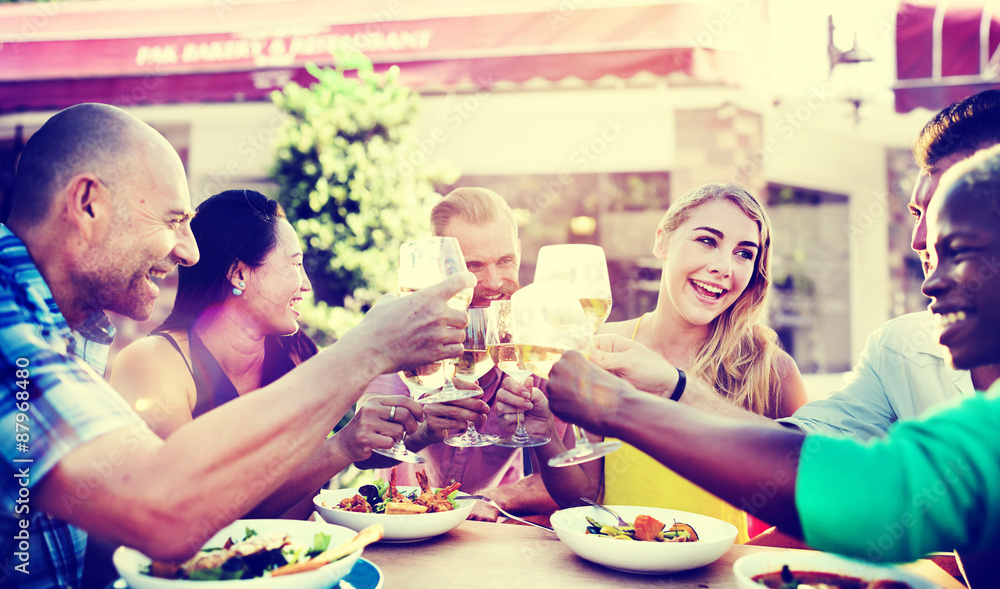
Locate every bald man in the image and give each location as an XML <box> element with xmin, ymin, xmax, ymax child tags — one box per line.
<box><xmin>0</xmin><ymin>104</ymin><xmax>472</xmax><ymax>588</ymax></box>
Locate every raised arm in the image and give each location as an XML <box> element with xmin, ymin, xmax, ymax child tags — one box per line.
<box><xmin>589</xmin><ymin>334</ymin><xmax>794</xmax><ymax>422</ymax></box>
<box><xmin>109</xmin><ymin>333</ymin><xmax>422</xmax><ymax>519</ymax></box>
<box><xmin>548</xmin><ymin>352</ymin><xmax>1000</xmax><ymax>562</ymax></box>
<box><xmin>546</xmin><ymin>351</ymin><xmax>805</xmax><ymax>535</ymax></box>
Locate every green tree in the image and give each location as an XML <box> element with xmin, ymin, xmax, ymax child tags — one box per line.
<box><xmin>271</xmin><ymin>51</ymin><xmax>457</xmax><ymax>344</ymax></box>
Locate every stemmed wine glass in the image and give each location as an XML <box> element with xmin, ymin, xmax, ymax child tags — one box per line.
<box><xmin>488</xmin><ymin>300</ymin><xmax>550</xmax><ymax>448</ymax></box>
<box><xmin>444</xmin><ymin>307</ymin><xmax>499</xmax><ymax>447</ymax></box>
<box><xmin>373</xmin><ymin>237</ymin><xmax>473</xmax><ymax>464</ymax></box>
<box><xmin>533</xmin><ymin>244</ymin><xmax>621</xmax><ymax>467</ymax></box>
<box><xmin>509</xmin><ymin>276</ymin><xmax>595</xmax><ymax>450</ymax></box>
<box><xmin>402</xmin><ymin>237</ymin><xmax>480</xmax><ymax>406</ymax></box>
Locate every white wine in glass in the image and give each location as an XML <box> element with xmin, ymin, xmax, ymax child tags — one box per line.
<box><xmin>401</xmin><ymin>237</ymin><xmax>478</xmax><ymax>405</ymax></box>
<box><xmin>489</xmin><ymin>300</ymin><xmax>550</xmax><ymax>448</ymax></box>
<box><xmin>512</xmin><ymin>343</ymin><xmax>577</xmax><ymax>379</ymax></box>
<box><xmin>510</xmin><ymin>281</ymin><xmax>593</xmax><ymax>380</ymax></box>
<box><xmin>535</xmin><ymin>244</ymin><xmax>614</xmax><ymax>331</ymax></box>
<box><xmin>533</xmin><ymin>244</ymin><xmax>621</xmax><ymax>467</ymax></box>
<box><xmin>399</xmin><ymin>362</ymin><xmax>451</xmax><ymax>398</ymax></box>
<box><xmin>578</xmin><ymin>297</ymin><xmax>613</xmax><ymax>333</ymax></box>
<box><xmin>444</xmin><ymin>307</ymin><xmax>498</xmax><ymax>448</ymax></box>
<box><xmin>373</xmin><ymin>237</ymin><xmax>471</xmax><ymax>464</ymax></box>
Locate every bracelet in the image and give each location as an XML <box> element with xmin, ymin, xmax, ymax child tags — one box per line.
<box><xmin>670</xmin><ymin>368</ymin><xmax>686</xmax><ymax>402</ymax></box>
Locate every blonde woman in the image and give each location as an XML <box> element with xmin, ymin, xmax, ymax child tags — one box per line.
<box><xmin>497</xmin><ymin>182</ymin><xmax>807</xmax><ymax>543</ymax></box>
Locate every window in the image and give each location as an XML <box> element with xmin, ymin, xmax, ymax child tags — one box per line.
<box><xmin>767</xmin><ymin>183</ymin><xmax>851</xmax><ymax>373</ymax></box>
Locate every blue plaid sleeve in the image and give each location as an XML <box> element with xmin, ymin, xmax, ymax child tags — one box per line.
<box><xmin>0</xmin><ymin>265</ymin><xmax>145</xmax><ymax>543</ymax></box>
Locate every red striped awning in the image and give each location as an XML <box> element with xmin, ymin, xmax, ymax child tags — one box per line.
<box><xmin>895</xmin><ymin>0</ymin><xmax>1000</xmax><ymax>113</ymax></box>
<box><xmin>0</xmin><ymin>0</ymin><xmax>766</xmax><ymax>113</ymax></box>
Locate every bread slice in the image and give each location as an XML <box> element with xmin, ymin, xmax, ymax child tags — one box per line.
<box><xmin>271</xmin><ymin>523</ymin><xmax>384</xmax><ymax>577</ymax></box>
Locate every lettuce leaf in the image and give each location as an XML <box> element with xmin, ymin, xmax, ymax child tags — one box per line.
<box><xmin>310</xmin><ymin>532</ymin><xmax>331</xmax><ymax>555</ymax></box>
<box><xmin>188</xmin><ymin>567</ymin><xmax>246</xmax><ymax>581</ymax></box>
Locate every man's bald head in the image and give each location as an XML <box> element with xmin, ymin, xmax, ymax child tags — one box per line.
<box><xmin>8</xmin><ymin>103</ymin><xmax>165</xmax><ymax>226</ymax></box>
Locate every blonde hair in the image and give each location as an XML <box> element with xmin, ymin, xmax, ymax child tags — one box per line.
<box><xmin>431</xmin><ymin>187</ymin><xmax>517</xmax><ymax>238</ymax></box>
<box><xmin>657</xmin><ymin>183</ymin><xmax>782</xmax><ymax>417</ymax></box>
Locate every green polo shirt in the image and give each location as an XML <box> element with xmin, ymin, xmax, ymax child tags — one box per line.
<box><xmin>796</xmin><ymin>380</ymin><xmax>1000</xmax><ymax>563</ymax></box>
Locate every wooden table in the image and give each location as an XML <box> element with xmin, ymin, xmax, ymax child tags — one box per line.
<box><xmin>364</xmin><ymin>521</ymin><xmax>965</xmax><ymax>588</ymax></box>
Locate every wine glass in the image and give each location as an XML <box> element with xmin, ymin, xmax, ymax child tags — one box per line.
<box><xmin>509</xmin><ymin>281</ymin><xmax>593</xmax><ymax>465</ymax></box>
<box><xmin>401</xmin><ymin>237</ymin><xmax>480</xmax><ymax>406</ymax></box>
<box><xmin>444</xmin><ymin>307</ymin><xmax>499</xmax><ymax>448</ymax></box>
<box><xmin>533</xmin><ymin>245</ymin><xmax>621</xmax><ymax>467</ymax></box>
<box><xmin>373</xmin><ymin>237</ymin><xmax>473</xmax><ymax>464</ymax></box>
<box><xmin>488</xmin><ymin>300</ymin><xmax>550</xmax><ymax>448</ymax></box>
<box><xmin>535</xmin><ymin>244</ymin><xmax>613</xmax><ymax>332</ymax></box>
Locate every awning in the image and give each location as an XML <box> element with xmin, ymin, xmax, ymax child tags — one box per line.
<box><xmin>895</xmin><ymin>0</ymin><xmax>1000</xmax><ymax>113</ymax></box>
<box><xmin>0</xmin><ymin>0</ymin><xmax>765</xmax><ymax>113</ymax></box>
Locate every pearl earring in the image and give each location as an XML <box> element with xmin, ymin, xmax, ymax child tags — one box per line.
<box><xmin>232</xmin><ymin>280</ymin><xmax>245</xmax><ymax>296</ymax></box>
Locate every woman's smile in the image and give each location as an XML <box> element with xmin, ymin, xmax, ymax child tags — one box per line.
<box><xmin>689</xmin><ymin>278</ymin><xmax>729</xmax><ymax>301</ymax></box>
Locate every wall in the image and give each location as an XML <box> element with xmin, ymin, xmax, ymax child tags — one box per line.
<box><xmin>0</xmin><ymin>82</ymin><xmax>901</xmax><ymax>371</ymax></box>
<box><xmin>414</xmin><ymin>84</ymin><xmax>678</xmax><ymax>176</ymax></box>
<box><xmin>764</xmin><ymin>107</ymin><xmax>891</xmax><ymax>362</ymax></box>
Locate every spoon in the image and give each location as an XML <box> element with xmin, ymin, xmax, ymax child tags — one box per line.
<box><xmin>580</xmin><ymin>497</ymin><xmax>629</xmax><ymax>528</ymax></box>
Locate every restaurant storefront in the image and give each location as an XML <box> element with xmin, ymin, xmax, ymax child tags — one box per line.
<box><xmin>1</xmin><ymin>0</ymin><xmax>911</xmax><ymax>375</ymax></box>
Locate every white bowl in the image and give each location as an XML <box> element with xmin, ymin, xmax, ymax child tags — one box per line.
<box><xmin>314</xmin><ymin>486</ymin><xmax>474</xmax><ymax>542</ymax></box>
<box><xmin>550</xmin><ymin>505</ymin><xmax>738</xmax><ymax>574</ymax></box>
<box><xmin>113</xmin><ymin>519</ymin><xmax>363</xmax><ymax>589</ymax></box>
<box><xmin>732</xmin><ymin>550</ymin><xmax>940</xmax><ymax>588</ymax></box>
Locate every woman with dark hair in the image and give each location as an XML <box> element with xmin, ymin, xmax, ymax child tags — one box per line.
<box><xmin>111</xmin><ymin>190</ymin><xmax>416</xmax><ymax>518</ymax></box>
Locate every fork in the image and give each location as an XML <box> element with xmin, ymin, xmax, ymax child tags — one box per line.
<box><xmin>580</xmin><ymin>497</ymin><xmax>630</xmax><ymax>527</ymax></box>
<box><xmin>461</xmin><ymin>495</ymin><xmax>554</xmax><ymax>532</ymax></box>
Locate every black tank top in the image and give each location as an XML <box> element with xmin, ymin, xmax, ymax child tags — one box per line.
<box><xmin>155</xmin><ymin>330</ymin><xmax>296</xmax><ymax>418</ymax></box>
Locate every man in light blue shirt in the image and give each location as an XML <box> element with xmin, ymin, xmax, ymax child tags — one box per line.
<box><xmin>779</xmin><ymin>90</ymin><xmax>1000</xmax><ymax>439</ymax></box>
<box><xmin>778</xmin><ymin>312</ymin><xmax>975</xmax><ymax>441</ymax></box>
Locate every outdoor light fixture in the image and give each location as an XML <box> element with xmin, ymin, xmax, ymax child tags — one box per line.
<box><xmin>570</xmin><ymin>215</ymin><xmax>597</xmax><ymax>237</ymax></box>
<box><xmin>828</xmin><ymin>15</ymin><xmax>874</xmax><ymax>124</ymax></box>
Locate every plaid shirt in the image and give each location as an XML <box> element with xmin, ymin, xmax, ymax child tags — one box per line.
<box><xmin>68</xmin><ymin>312</ymin><xmax>116</xmax><ymax>380</ymax></box>
<box><xmin>0</xmin><ymin>225</ymin><xmax>143</xmax><ymax>589</ymax></box>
